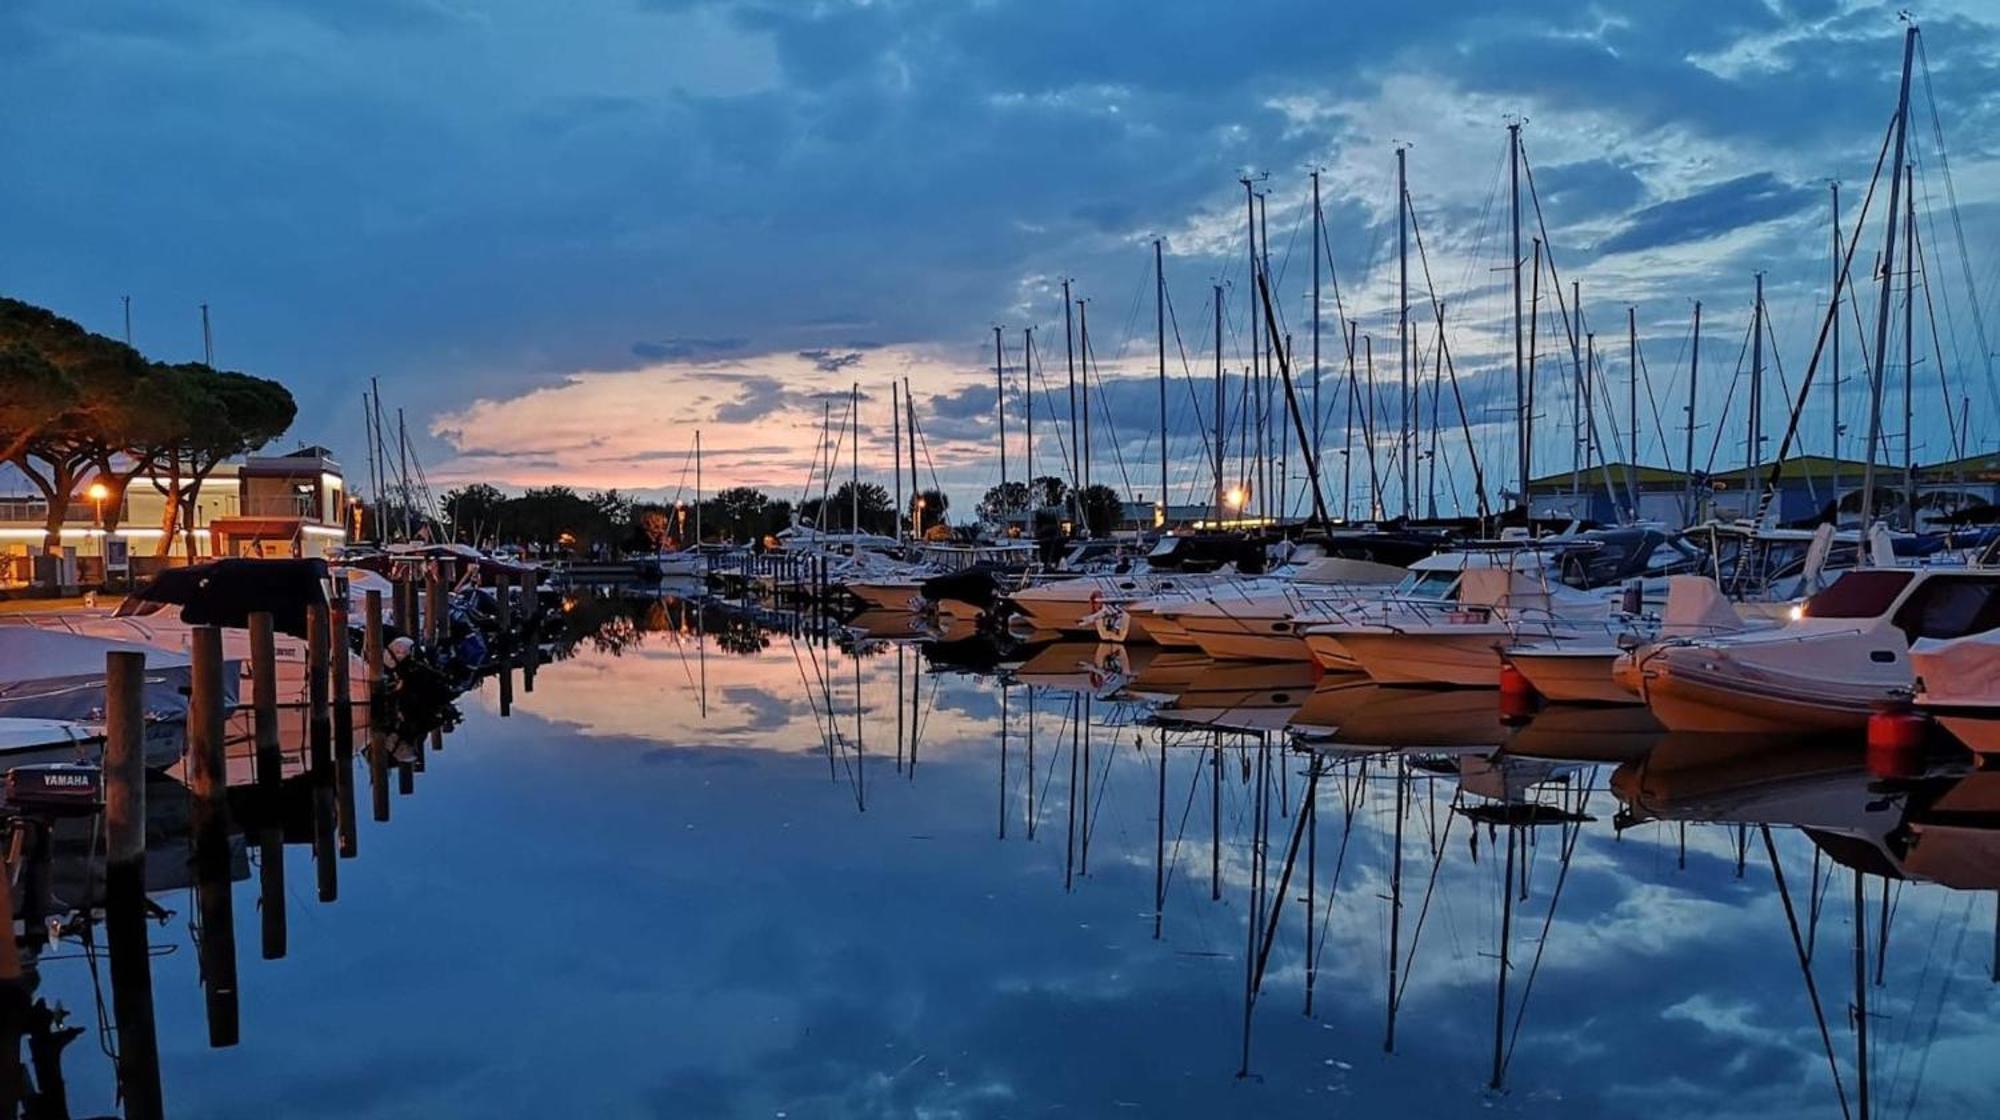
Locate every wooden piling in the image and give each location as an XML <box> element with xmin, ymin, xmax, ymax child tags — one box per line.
<box><xmin>425</xmin><ymin>564</ymin><xmax>444</xmax><ymax>645</ymax></box>
<box><xmin>523</xmin><ymin>565</ymin><xmax>540</xmax><ymax>694</ymax></box>
<box><xmin>364</xmin><ymin>589</ymin><xmax>385</xmax><ymax>694</ymax></box>
<box><xmin>189</xmin><ymin>625</ymin><xmax>239</xmax><ymax>1048</ymax></box>
<box><xmin>248</xmin><ymin>612</ymin><xmax>288</xmax><ymax>961</ymax></box>
<box><xmin>248</xmin><ymin>611</ymin><xmax>281</xmax><ymax>786</ymax></box>
<box><xmin>103</xmin><ymin>651</ymin><xmax>165</xmax><ymax>1120</ymax></box>
<box><xmin>495</xmin><ymin>571</ymin><xmax>512</xmax><ymax>633</ymax></box>
<box><xmin>330</xmin><ymin>589</ymin><xmax>358</xmax><ymax>859</ymax></box>
<box><xmin>306</xmin><ymin>604</ymin><xmax>337</xmax><ymax>902</ymax></box>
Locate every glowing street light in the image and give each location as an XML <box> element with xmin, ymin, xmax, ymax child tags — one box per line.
<box><xmin>1224</xmin><ymin>487</ymin><xmax>1248</xmax><ymax>510</ymax></box>
<box><xmin>87</xmin><ymin>481</ymin><xmax>110</xmax><ymax>531</ymax></box>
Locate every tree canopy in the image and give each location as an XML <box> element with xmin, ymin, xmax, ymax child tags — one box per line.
<box><xmin>0</xmin><ymin>296</ymin><xmax>297</xmax><ymax>559</ymax></box>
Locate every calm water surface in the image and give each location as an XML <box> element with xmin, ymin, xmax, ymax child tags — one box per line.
<box><xmin>32</xmin><ymin>592</ymin><xmax>2000</xmax><ymax>1118</ymax></box>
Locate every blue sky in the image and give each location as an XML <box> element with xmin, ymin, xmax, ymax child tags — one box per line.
<box><xmin>2</xmin><ymin>0</ymin><xmax>1996</xmax><ymax>515</ymax></box>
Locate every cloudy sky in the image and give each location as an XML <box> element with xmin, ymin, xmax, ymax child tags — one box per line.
<box><xmin>3</xmin><ymin>0</ymin><xmax>1997</xmax><ymax>517</ymax></box>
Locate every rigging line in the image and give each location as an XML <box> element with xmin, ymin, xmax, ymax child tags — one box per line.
<box><xmin>1030</xmin><ymin>327</ymin><xmax>1080</xmax><ymax>487</ymax></box>
<box><xmin>1893</xmin><ymin>892</ymin><xmax>1975</xmax><ymax>1120</ymax></box>
<box><xmin>1160</xmin><ymin>738</ymin><xmax>1209</xmax><ymax>899</ymax></box>
<box><xmin>1408</xmin><ymin>197</ymin><xmax>1491</xmax><ymax>517</ymax></box>
<box><xmin>1310</xmin><ymin>755</ymin><xmax>1367</xmax><ymax>966</ymax></box>
<box><xmin>1914</xmin><ymin>211</ymin><xmax>1967</xmax><ymax>463</ymax></box>
<box><xmin>1916</xmin><ymin>36</ymin><xmax>1997</xmax><ymax>419</ymax></box>
<box><xmin>1640</xmin><ymin>314</ymin><xmax>1690</xmax><ymax>475</ymax></box>
<box><xmin>1758</xmin><ymin>108</ymin><xmax>1900</xmax><ymax>503</ymax></box>
<box><xmin>1394</xmin><ymin>790</ymin><xmax>1464</xmax><ymax>1007</ymax></box>
<box><xmin>1702</xmin><ymin>315</ymin><xmax>1758</xmax><ymax>476</ymax></box>
<box><xmin>1499</xmin><ymin>781</ymin><xmax>1594</xmax><ymax>1078</ymax></box>
<box><xmin>1163</xmin><ymin>280</ymin><xmax>1219</xmax><ymax>503</ymax></box>
<box><xmin>1082</xmin><ymin>318</ymin><xmax>1138</xmax><ymax>498</ymax></box>
<box><xmin>1030</xmin><ymin>690</ymin><xmax>1074</xmax><ymax>836</ymax></box>
<box><xmin>1759</xmin><ymin>309</ymin><xmax>1821</xmax><ymax>510</ymax></box>
<box><xmin>1759</xmin><ymin>825</ymin><xmax>1856</xmax><ymax>1120</ymax></box>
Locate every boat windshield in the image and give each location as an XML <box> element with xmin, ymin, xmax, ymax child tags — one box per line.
<box><xmin>1800</xmin><ymin>569</ymin><xmax>1913</xmax><ymax>619</ymax></box>
<box><xmin>1891</xmin><ymin>575</ymin><xmax>2000</xmax><ymax>641</ymax></box>
<box><xmin>1393</xmin><ymin>569</ymin><xmax>1460</xmax><ymax>599</ymax></box>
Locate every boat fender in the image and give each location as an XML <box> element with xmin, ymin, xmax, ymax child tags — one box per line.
<box><xmin>1865</xmin><ymin>705</ymin><xmax>1929</xmax><ymax>760</ymax></box>
<box><xmin>1498</xmin><ymin>662</ymin><xmax>1537</xmax><ymax>723</ymax></box>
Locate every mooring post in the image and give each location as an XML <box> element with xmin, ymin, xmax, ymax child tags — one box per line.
<box><xmin>306</xmin><ymin>603</ymin><xmax>337</xmax><ymax>902</ymax></box>
<box><xmin>189</xmin><ymin>626</ymin><xmax>239</xmax><ymax>1048</ymax></box>
<box><xmin>424</xmin><ymin>564</ymin><xmax>444</xmax><ymax>646</ymax></box>
<box><xmin>248</xmin><ymin>611</ymin><xmax>280</xmax><ymax>785</ymax></box>
<box><xmin>330</xmin><ymin>586</ymin><xmax>358</xmax><ymax>859</ymax></box>
<box><xmin>523</xmin><ymin>566</ymin><xmax>541</xmax><ymax>693</ymax></box>
<box><xmin>364</xmin><ymin>588</ymin><xmax>385</xmax><ymax>694</ymax></box>
<box><xmin>247</xmin><ymin>612</ymin><xmax>287</xmax><ymax>960</ymax></box>
<box><xmin>104</xmin><ymin>651</ymin><xmax>165</xmax><ymax>1120</ymax></box>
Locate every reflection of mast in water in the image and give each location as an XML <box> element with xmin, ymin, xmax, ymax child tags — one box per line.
<box><xmin>1024</xmin><ymin>688</ymin><xmax>1040</xmax><ymax>836</ymax></box>
<box><xmin>998</xmin><ymin>680</ymin><xmax>1008</xmax><ymax>840</ymax></box>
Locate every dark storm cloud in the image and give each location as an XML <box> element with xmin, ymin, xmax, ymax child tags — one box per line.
<box><xmin>632</xmin><ymin>337</ymin><xmax>749</xmax><ymax>361</ymax></box>
<box><xmin>1598</xmin><ymin>173</ymin><xmax>1818</xmax><ymax>255</ymax></box>
<box><xmin>2</xmin><ymin>0</ymin><xmax>1995</xmax><ymax>503</ymax></box>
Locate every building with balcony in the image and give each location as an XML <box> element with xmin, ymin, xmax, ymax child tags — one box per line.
<box><xmin>0</xmin><ymin>445</ymin><xmax>351</xmax><ymax>590</ymax></box>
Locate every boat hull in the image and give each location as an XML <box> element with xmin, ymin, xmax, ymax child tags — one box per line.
<box><xmin>846</xmin><ymin>581</ymin><xmax>925</xmax><ymax>612</ymax></box>
<box><xmin>1336</xmin><ymin>629</ymin><xmax>1511</xmax><ymax>687</ymax></box>
<box><xmin>1506</xmin><ymin>648</ymin><xmax>1637</xmax><ymax>705</ymax></box>
<box><xmin>1623</xmin><ymin>653</ymin><xmax>1888</xmax><ymax>734</ymax></box>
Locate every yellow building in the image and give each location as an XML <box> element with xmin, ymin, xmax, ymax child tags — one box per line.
<box><xmin>0</xmin><ymin>445</ymin><xmax>351</xmax><ymax>589</ymax></box>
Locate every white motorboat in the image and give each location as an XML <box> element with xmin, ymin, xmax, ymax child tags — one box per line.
<box><xmin>1616</xmin><ymin>565</ymin><xmax>2000</xmax><ymax>734</ymax></box>
<box><xmin>1326</xmin><ymin>566</ymin><xmax>1632</xmax><ymax>687</ymax></box>
<box><xmin>0</xmin><ymin>717</ymin><xmax>102</xmax><ymax>767</ymax></box>
<box><xmin>0</xmin><ymin>628</ymin><xmax>226</xmax><ymax>768</ymax></box>
<box><xmin>1506</xmin><ymin>575</ymin><xmax>1760</xmax><ymax>705</ymax></box>
<box><xmin>1174</xmin><ymin>557</ymin><xmax>1408</xmax><ymax>661</ymax></box>
<box><xmin>1911</xmin><ymin>628</ymin><xmax>2000</xmax><ymax>754</ymax></box>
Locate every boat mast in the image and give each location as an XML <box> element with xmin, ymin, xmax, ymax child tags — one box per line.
<box><xmin>1078</xmin><ymin>296</ymin><xmax>1093</xmax><ymax>504</ymax></box>
<box><xmin>1569</xmin><ymin>282</ymin><xmax>1584</xmax><ymax>501</ymax></box>
<box><xmin>1902</xmin><ymin>161</ymin><xmax>1917</xmax><ymax>527</ymax></box>
<box><xmin>1024</xmin><ymin>326</ymin><xmax>1035</xmax><ymax>507</ymax></box>
<box><xmin>1831</xmin><ymin>182</ymin><xmax>1843</xmax><ymax>519</ymax></box>
<box><xmin>850</xmin><ymin>381</ymin><xmax>859</xmax><ymax>543</ymax></box>
<box><xmin>1627</xmin><ymin>306</ymin><xmax>1639</xmax><ymax>517</ymax></box>
<box><xmin>905</xmin><ymin>376</ymin><xmax>919</xmax><ymax>538</ymax></box>
<box><xmin>1344</xmin><ymin>320</ymin><xmax>1358</xmax><ymax>520</ymax></box>
<box><xmin>1214</xmin><ymin>283</ymin><xmax>1225</xmax><ymax>523</ymax></box>
<box><xmin>1509</xmin><ymin>122</ymin><xmax>1526</xmax><ymax>512</ymax></box>
<box><xmin>1684</xmin><ymin>302</ymin><xmax>1702</xmax><ymax>523</ymax></box>
<box><xmin>1861</xmin><ymin>23</ymin><xmax>1919</xmax><ymax>534</ymax></box>
<box><xmin>892</xmin><ymin>380</ymin><xmax>903</xmax><ymax>540</ymax></box>
<box><xmin>1526</xmin><ymin>239</ymin><xmax>1541</xmax><ymax>510</ymax></box>
<box><xmin>1242</xmin><ymin>176</ymin><xmax>1261</xmax><ymax>522</ymax></box>
<box><xmin>1398</xmin><ymin>145</ymin><xmax>1411</xmax><ymax>519</ymax></box>
<box><xmin>1063</xmin><ymin>278</ymin><xmax>1079</xmax><ymax>523</ymax></box>
<box><xmin>1156</xmin><ymin>237</ymin><xmax>1168</xmax><ymax>528</ymax></box>
<box><xmin>1312</xmin><ymin>170</ymin><xmax>1323</xmax><ymax>477</ymax></box>
<box><xmin>994</xmin><ymin>326</ymin><xmax>1007</xmax><ymax>499</ymax></box>
<box><xmin>1749</xmin><ymin>272</ymin><xmax>1765</xmax><ymax>501</ymax></box>
<box><xmin>694</xmin><ymin>428</ymin><xmax>703</xmax><ymax>546</ymax></box>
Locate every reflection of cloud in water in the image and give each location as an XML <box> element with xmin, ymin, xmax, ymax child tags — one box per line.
<box><xmin>324</xmin><ymin>638</ymin><xmax>2000</xmax><ymax>1116</ymax></box>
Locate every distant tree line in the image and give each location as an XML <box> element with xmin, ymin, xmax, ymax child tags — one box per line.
<box><xmin>432</xmin><ymin>481</ymin><xmax>960</xmax><ymax>552</ymax></box>
<box><xmin>0</xmin><ymin>297</ymin><xmax>298</xmax><ymax>560</ymax></box>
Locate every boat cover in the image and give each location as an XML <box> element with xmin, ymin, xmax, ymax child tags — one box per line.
<box><xmin>0</xmin><ymin>628</ymin><xmax>220</xmax><ymax>723</ymax></box>
<box><xmin>1659</xmin><ymin>575</ymin><xmax>1748</xmax><ymax>639</ymax></box>
<box><xmin>123</xmin><ymin>557</ymin><xmax>330</xmax><ymax>638</ymax></box>
<box><xmin>1911</xmin><ymin>630</ymin><xmax>2000</xmax><ymax>703</ymax></box>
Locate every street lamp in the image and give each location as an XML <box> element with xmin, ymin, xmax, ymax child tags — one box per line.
<box><xmin>87</xmin><ymin>481</ymin><xmax>109</xmax><ymax>529</ymax></box>
<box><xmin>914</xmin><ymin>496</ymin><xmax>926</xmax><ymax>539</ymax></box>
